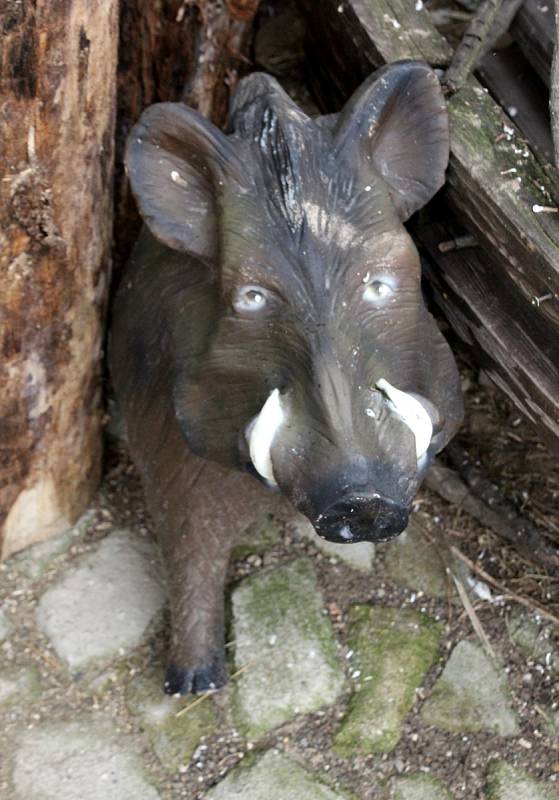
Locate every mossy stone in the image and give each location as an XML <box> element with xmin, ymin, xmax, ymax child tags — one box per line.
<box><xmin>486</xmin><ymin>760</ymin><xmax>559</xmax><ymax>800</ymax></box>
<box><xmin>387</xmin><ymin>773</ymin><xmax>454</xmax><ymax>800</ymax></box>
<box><xmin>333</xmin><ymin>606</ymin><xmax>441</xmax><ymax>756</ymax></box>
<box><xmin>206</xmin><ymin>749</ymin><xmax>354</xmax><ymax>800</ymax></box>
<box><xmin>125</xmin><ymin>668</ymin><xmax>216</xmax><ymax>772</ymax></box>
<box><xmin>381</xmin><ymin>520</ymin><xmax>451</xmax><ymax>599</ymax></box>
<box><xmin>421</xmin><ymin>641</ymin><xmax>518</xmax><ymax>736</ymax></box>
<box><xmin>232</xmin><ymin>558</ymin><xmax>344</xmax><ymax>738</ymax></box>
<box><xmin>232</xmin><ymin>515</ymin><xmax>281</xmax><ymax>559</ymax></box>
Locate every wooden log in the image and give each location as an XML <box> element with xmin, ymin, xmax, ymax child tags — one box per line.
<box><xmin>0</xmin><ymin>0</ymin><xmax>118</xmax><ymax>559</ymax></box>
<box><xmin>302</xmin><ymin>0</ymin><xmax>559</xmax><ymax>452</ymax></box>
<box><xmin>510</xmin><ymin>0</ymin><xmax>555</xmax><ymax>87</ymax></box>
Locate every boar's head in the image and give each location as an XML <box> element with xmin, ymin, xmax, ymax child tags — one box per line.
<box><xmin>125</xmin><ymin>61</ymin><xmax>463</xmax><ymax>544</ymax></box>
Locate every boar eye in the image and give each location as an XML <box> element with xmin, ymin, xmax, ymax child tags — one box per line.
<box><xmin>362</xmin><ymin>279</ymin><xmax>394</xmax><ymax>304</ymax></box>
<box><xmin>233</xmin><ymin>285</ymin><xmax>268</xmax><ymax>314</ymax></box>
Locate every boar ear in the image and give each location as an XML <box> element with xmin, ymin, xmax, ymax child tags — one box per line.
<box><xmin>126</xmin><ymin>103</ymin><xmax>235</xmax><ymax>260</ymax></box>
<box><xmin>334</xmin><ymin>61</ymin><xmax>449</xmax><ymax>221</ymax></box>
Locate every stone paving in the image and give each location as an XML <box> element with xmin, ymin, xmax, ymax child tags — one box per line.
<box><xmin>0</xmin><ymin>510</ymin><xmax>558</xmax><ymax>800</ymax></box>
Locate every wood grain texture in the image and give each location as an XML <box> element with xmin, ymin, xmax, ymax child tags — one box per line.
<box><xmin>0</xmin><ymin>0</ymin><xmax>118</xmax><ymax>558</ymax></box>
<box><xmin>418</xmin><ymin>222</ymin><xmax>559</xmax><ymax>455</ymax></box>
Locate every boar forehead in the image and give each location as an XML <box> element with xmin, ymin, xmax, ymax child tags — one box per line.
<box><xmin>219</xmin><ymin>140</ymin><xmax>409</xmax><ymax>302</ymax></box>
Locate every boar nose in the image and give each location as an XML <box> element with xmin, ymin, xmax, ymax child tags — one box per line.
<box><xmin>315</xmin><ymin>495</ymin><xmax>409</xmax><ymax>544</ymax></box>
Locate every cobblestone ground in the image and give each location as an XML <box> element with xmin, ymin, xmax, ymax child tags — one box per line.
<box><xmin>0</xmin><ymin>473</ymin><xmax>558</xmax><ymax>800</ymax></box>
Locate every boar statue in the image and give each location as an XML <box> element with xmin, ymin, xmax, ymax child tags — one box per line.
<box><xmin>110</xmin><ymin>60</ymin><xmax>464</xmax><ymax>695</ymax></box>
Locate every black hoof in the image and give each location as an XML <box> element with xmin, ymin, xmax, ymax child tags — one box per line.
<box><xmin>164</xmin><ymin>656</ymin><xmax>227</xmax><ymax>695</ymax></box>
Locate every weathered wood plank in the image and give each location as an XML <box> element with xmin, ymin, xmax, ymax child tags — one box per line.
<box><xmin>303</xmin><ymin>0</ymin><xmax>559</xmax><ymax>450</ymax></box>
<box><xmin>417</xmin><ymin>222</ymin><xmax>559</xmax><ymax>455</ymax></box>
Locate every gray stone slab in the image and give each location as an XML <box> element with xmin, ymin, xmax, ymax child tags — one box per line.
<box><xmin>421</xmin><ymin>640</ymin><xmax>518</xmax><ymax>736</ymax></box>
<box><xmin>35</xmin><ymin>529</ymin><xmax>166</xmax><ymax>669</ymax></box>
<box><xmin>11</xmin><ymin>717</ymin><xmax>160</xmax><ymax>800</ymax></box>
<box><xmin>0</xmin><ymin>606</ymin><xmax>13</xmax><ymax>642</ymax></box>
<box><xmin>382</xmin><ymin>519</ymin><xmax>468</xmax><ymax>599</ymax></box>
<box><xmin>388</xmin><ymin>773</ymin><xmax>454</xmax><ymax>800</ymax></box>
<box><xmin>8</xmin><ymin>510</ymin><xmax>94</xmax><ymax>580</ymax></box>
<box><xmin>0</xmin><ymin>665</ymin><xmax>41</xmax><ymax>708</ymax></box>
<box><xmin>333</xmin><ymin>606</ymin><xmax>441</xmax><ymax>756</ymax></box>
<box><xmin>487</xmin><ymin>760</ymin><xmax>559</xmax><ymax>800</ymax></box>
<box><xmin>206</xmin><ymin>749</ymin><xmax>351</xmax><ymax>800</ymax></box>
<box><xmin>232</xmin><ymin>558</ymin><xmax>345</xmax><ymax>738</ymax></box>
<box><xmin>508</xmin><ymin>609</ymin><xmax>558</xmax><ymax>675</ymax></box>
<box><xmin>292</xmin><ymin>518</ymin><xmax>375</xmax><ymax>572</ymax></box>
<box><xmin>125</xmin><ymin>667</ymin><xmax>217</xmax><ymax>772</ymax></box>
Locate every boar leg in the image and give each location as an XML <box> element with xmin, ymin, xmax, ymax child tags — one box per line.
<box><xmin>128</xmin><ymin>404</ymin><xmax>284</xmax><ymax>694</ymax></box>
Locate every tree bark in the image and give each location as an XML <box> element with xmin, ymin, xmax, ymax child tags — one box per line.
<box><xmin>0</xmin><ymin>0</ymin><xmax>118</xmax><ymax>558</ymax></box>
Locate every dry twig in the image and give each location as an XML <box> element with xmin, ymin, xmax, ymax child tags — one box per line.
<box><xmin>450</xmin><ymin>545</ymin><xmax>559</xmax><ymax>627</ymax></box>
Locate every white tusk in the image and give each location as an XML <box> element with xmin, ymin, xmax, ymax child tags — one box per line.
<box><xmin>247</xmin><ymin>389</ymin><xmax>284</xmax><ymax>485</ymax></box>
<box><xmin>376</xmin><ymin>378</ymin><xmax>433</xmax><ymax>459</ymax></box>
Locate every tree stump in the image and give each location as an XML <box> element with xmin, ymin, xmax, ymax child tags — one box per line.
<box><xmin>0</xmin><ymin>0</ymin><xmax>118</xmax><ymax>558</ymax></box>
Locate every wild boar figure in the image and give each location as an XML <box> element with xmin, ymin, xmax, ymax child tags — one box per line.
<box><xmin>111</xmin><ymin>60</ymin><xmax>463</xmax><ymax>695</ymax></box>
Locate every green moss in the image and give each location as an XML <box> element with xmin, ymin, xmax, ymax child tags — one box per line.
<box><xmin>125</xmin><ymin>668</ymin><xmax>217</xmax><ymax>772</ymax></box>
<box><xmin>449</xmin><ymin>85</ymin><xmax>559</xmax><ymax>226</ymax></box>
<box><xmin>486</xmin><ymin>761</ymin><xmax>559</xmax><ymax>800</ymax></box>
<box><xmin>333</xmin><ymin>606</ymin><xmax>441</xmax><ymax>756</ymax></box>
<box><xmin>420</xmin><ymin>641</ymin><xmax>517</xmax><ymax>737</ymax></box>
<box><xmin>231</xmin><ymin>559</ymin><xmax>344</xmax><ymax>739</ymax></box>
<box><xmin>231</xmin><ymin>515</ymin><xmax>281</xmax><ymax>559</ymax></box>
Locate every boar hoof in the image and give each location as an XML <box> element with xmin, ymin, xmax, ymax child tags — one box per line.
<box><xmin>164</xmin><ymin>657</ymin><xmax>227</xmax><ymax>695</ymax></box>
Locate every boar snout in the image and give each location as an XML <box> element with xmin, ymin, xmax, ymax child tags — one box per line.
<box><xmin>314</xmin><ymin>494</ymin><xmax>409</xmax><ymax>544</ymax></box>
